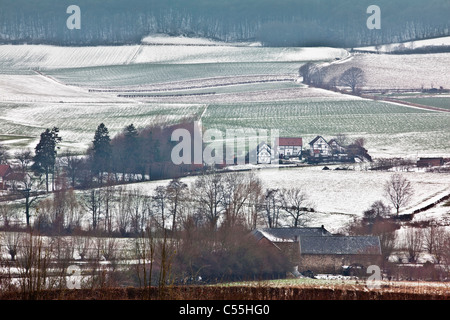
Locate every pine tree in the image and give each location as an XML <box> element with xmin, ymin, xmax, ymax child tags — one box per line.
<box><xmin>91</xmin><ymin>123</ymin><xmax>112</xmax><ymax>184</ymax></box>
<box><xmin>123</xmin><ymin>124</ymin><xmax>142</xmax><ymax>179</ymax></box>
<box><xmin>32</xmin><ymin>127</ymin><xmax>62</xmax><ymax>193</ymax></box>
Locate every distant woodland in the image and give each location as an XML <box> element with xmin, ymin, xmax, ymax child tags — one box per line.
<box><xmin>0</xmin><ymin>0</ymin><xmax>449</xmax><ymax>47</ymax></box>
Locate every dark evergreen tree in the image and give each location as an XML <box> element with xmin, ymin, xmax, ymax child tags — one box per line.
<box><xmin>91</xmin><ymin>123</ymin><xmax>112</xmax><ymax>184</ymax></box>
<box><xmin>123</xmin><ymin>124</ymin><xmax>141</xmax><ymax>179</ymax></box>
<box><xmin>31</xmin><ymin>127</ymin><xmax>62</xmax><ymax>192</ymax></box>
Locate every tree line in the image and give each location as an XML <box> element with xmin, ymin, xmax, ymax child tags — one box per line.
<box><xmin>0</xmin><ymin>120</ymin><xmax>318</xmax><ymax>233</ymax></box>
<box><xmin>1</xmin><ymin>0</ymin><xmax>449</xmax><ymax>47</ymax></box>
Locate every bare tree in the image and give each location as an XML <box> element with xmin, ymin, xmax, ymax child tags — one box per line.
<box><xmin>134</xmin><ymin>229</ymin><xmax>156</xmax><ymax>294</ymax></box>
<box><xmin>423</xmin><ymin>225</ymin><xmax>447</xmax><ymax>263</ymax></box>
<box><xmin>5</xmin><ymin>232</ymin><xmax>21</xmax><ymax>261</ymax></box>
<box><xmin>384</xmin><ymin>173</ymin><xmax>414</xmax><ymax>215</ymax></box>
<box><xmin>441</xmin><ymin>233</ymin><xmax>450</xmax><ymax>275</ymax></box>
<box><xmin>373</xmin><ymin>220</ymin><xmax>398</xmax><ymax>263</ymax></box>
<box><xmin>14</xmin><ymin>149</ymin><xmax>33</xmax><ymax>174</ymax></box>
<box><xmin>191</xmin><ymin>170</ymin><xmax>224</xmax><ymax>229</ymax></box>
<box><xmin>298</xmin><ymin>62</ymin><xmax>318</xmax><ymax>84</ymax></box>
<box><xmin>221</xmin><ymin>172</ymin><xmax>260</xmax><ymax>228</ymax></box>
<box><xmin>403</xmin><ymin>228</ymin><xmax>423</xmax><ymax>263</ymax></box>
<box><xmin>62</xmin><ymin>151</ymin><xmax>84</xmax><ymax>188</ymax></box>
<box><xmin>334</xmin><ymin>133</ymin><xmax>348</xmax><ymax>147</ymax></box>
<box><xmin>262</xmin><ymin>189</ymin><xmax>281</xmax><ymax>228</ymax></box>
<box><xmin>73</xmin><ymin>235</ymin><xmax>91</xmax><ymax>261</ymax></box>
<box><xmin>0</xmin><ymin>203</ymin><xmax>13</xmax><ymax>228</ymax></box>
<box><xmin>166</xmin><ymin>178</ymin><xmax>188</xmax><ymax>233</ymax></box>
<box><xmin>279</xmin><ymin>187</ymin><xmax>313</xmax><ymax>227</ymax></box>
<box><xmin>153</xmin><ymin>186</ymin><xmax>169</xmax><ymax>231</ymax></box>
<box><xmin>363</xmin><ymin>200</ymin><xmax>392</xmax><ymax>221</ymax></box>
<box><xmin>339</xmin><ymin>67</ymin><xmax>366</xmax><ymax>93</ymax></box>
<box><xmin>82</xmin><ymin>188</ymin><xmax>103</xmax><ymax>230</ymax></box>
<box><xmin>127</xmin><ymin>188</ymin><xmax>152</xmax><ymax>235</ymax></box>
<box><xmin>16</xmin><ymin>231</ymin><xmax>52</xmax><ymax>299</ymax></box>
<box><xmin>115</xmin><ymin>187</ymin><xmax>131</xmax><ymax>236</ymax></box>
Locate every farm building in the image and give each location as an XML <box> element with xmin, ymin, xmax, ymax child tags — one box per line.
<box><xmin>0</xmin><ymin>164</ymin><xmax>13</xmax><ymax>190</ymax></box>
<box><xmin>417</xmin><ymin>157</ymin><xmax>444</xmax><ymax>167</ymax></box>
<box><xmin>256</xmin><ymin>141</ymin><xmax>273</xmax><ymax>164</ymax></box>
<box><xmin>4</xmin><ymin>171</ymin><xmax>31</xmax><ymax>191</ymax></box>
<box><xmin>275</xmin><ymin>137</ymin><xmax>303</xmax><ymax>159</ymax></box>
<box><xmin>308</xmin><ymin>136</ymin><xmax>332</xmax><ymax>158</ymax></box>
<box><xmin>252</xmin><ymin>227</ymin><xmax>382</xmax><ymax>275</ymax></box>
<box><xmin>298</xmin><ymin>236</ymin><xmax>382</xmax><ymax>274</ymax></box>
<box><xmin>328</xmin><ymin>139</ymin><xmax>346</xmax><ymax>154</ymax></box>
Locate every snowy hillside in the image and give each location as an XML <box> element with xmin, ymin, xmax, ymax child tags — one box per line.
<box><xmin>355</xmin><ymin>36</ymin><xmax>450</xmax><ymax>53</ymax></box>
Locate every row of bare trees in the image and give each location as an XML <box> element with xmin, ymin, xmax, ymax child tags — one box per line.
<box><xmin>401</xmin><ymin>225</ymin><xmax>450</xmax><ymax>265</ymax></box>
<box><xmin>2</xmin><ymin>168</ymin><xmax>316</xmax><ymax>236</ymax></box>
<box><xmin>0</xmin><ymin>226</ymin><xmax>186</xmax><ymax>297</ymax></box>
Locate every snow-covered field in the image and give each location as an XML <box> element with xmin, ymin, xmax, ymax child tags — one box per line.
<box><xmin>355</xmin><ymin>36</ymin><xmax>450</xmax><ymax>53</ymax></box>
<box><xmin>117</xmin><ymin>166</ymin><xmax>450</xmax><ymax>233</ymax></box>
<box><xmin>321</xmin><ymin>52</ymin><xmax>450</xmax><ymax>90</ymax></box>
<box><xmin>0</xmin><ymin>40</ymin><xmax>348</xmax><ymax>71</ymax></box>
<box><xmin>0</xmin><ymin>35</ymin><xmax>449</xmax><ymax>158</ymax></box>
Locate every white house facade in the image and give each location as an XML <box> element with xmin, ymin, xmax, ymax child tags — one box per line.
<box><xmin>257</xmin><ymin>142</ymin><xmax>273</xmax><ymax>164</ymax></box>
<box><xmin>309</xmin><ymin>136</ymin><xmax>332</xmax><ymax>158</ymax></box>
<box><xmin>276</xmin><ymin>137</ymin><xmax>303</xmax><ymax>159</ymax></box>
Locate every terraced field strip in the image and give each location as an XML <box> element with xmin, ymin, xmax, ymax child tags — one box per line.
<box><xmin>361</xmin><ymin>94</ymin><xmax>450</xmax><ymax>113</ymax></box>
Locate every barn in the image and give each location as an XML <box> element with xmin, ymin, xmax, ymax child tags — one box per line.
<box><xmin>417</xmin><ymin>157</ymin><xmax>444</xmax><ymax>167</ymax></box>
<box><xmin>298</xmin><ymin>235</ymin><xmax>382</xmax><ymax>274</ymax></box>
<box><xmin>252</xmin><ymin>227</ymin><xmax>382</xmax><ymax>275</ymax></box>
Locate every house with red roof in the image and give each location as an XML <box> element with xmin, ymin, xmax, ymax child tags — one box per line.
<box><xmin>0</xmin><ymin>164</ymin><xmax>13</xmax><ymax>190</ymax></box>
<box><xmin>275</xmin><ymin>137</ymin><xmax>303</xmax><ymax>159</ymax></box>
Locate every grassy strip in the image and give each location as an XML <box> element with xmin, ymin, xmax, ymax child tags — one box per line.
<box><xmin>1</xmin><ymin>282</ymin><xmax>449</xmax><ymax>300</ymax></box>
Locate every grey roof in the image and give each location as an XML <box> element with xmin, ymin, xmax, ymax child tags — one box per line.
<box><xmin>252</xmin><ymin>227</ymin><xmax>332</xmax><ymax>242</ymax></box>
<box><xmin>299</xmin><ymin>236</ymin><xmax>381</xmax><ymax>255</ymax></box>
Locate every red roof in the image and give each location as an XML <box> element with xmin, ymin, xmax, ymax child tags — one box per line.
<box><xmin>276</xmin><ymin>137</ymin><xmax>303</xmax><ymax>146</ymax></box>
<box><xmin>0</xmin><ymin>165</ymin><xmax>12</xmax><ymax>178</ymax></box>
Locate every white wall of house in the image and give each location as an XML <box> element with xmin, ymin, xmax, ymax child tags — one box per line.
<box><xmin>278</xmin><ymin>145</ymin><xmax>302</xmax><ymax>157</ymax></box>
<box><xmin>257</xmin><ymin>143</ymin><xmax>272</xmax><ymax>164</ymax></box>
<box><xmin>309</xmin><ymin>136</ymin><xmax>332</xmax><ymax>157</ymax></box>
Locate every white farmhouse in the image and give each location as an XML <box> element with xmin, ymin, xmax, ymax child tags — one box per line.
<box><xmin>308</xmin><ymin>136</ymin><xmax>332</xmax><ymax>158</ymax></box>
<box><xmin>256</xmin><ymin>142</ymin><xmax>273</xmax><ymax>164</ymax></box>
<box><xmin>275</xmin><ymin>137</ymin><xmax>303</xmax><ymax>159</ymax></box>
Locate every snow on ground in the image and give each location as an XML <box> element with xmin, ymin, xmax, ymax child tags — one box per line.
<box><xmin>254</xmin><ymin>166</ymin><xmax>450</xmax><ymax>231</ymax></box>
<box><xmin>0</xmin><ymin>74</ymin><xmax>124</xmax><ymax>103</ymax></box>
<box><xmin>0</xmin><ymin>41</ymin><xmax>348</xmax><ymax>71</ymax></box>
<box><xmin>121</xmin><ymin>166</ymin><xmax>450</xmax><ymax>233</ymax></box>
<box><xmin>0</xmin><ymin>44</ymin><xmax>141</xmax><ymax>70</ymax></box>
<box><xmin>321</xmin><ymin>52</ymin><xmax>450</xmax><ymax>90</ymax></box>
<box><xmin>411</xmin><ymin>202</ymin><xmax>450</xmax><ymax>225</ymax></box>
<box><xmin>355</xmin><ymin>36</ymin><xmax>450</xmax><ymax>53</ymax></box>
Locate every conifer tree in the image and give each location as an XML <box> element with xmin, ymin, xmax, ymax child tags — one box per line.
<box><xmin>31</xmin><ymin>127</ymin><xmax>61</xmax><ymax>192</ymax></box>
<box><xmin>91</xmin><ymin>123</ymin><xmax>112</xmax><ymax>184</ymax></box>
